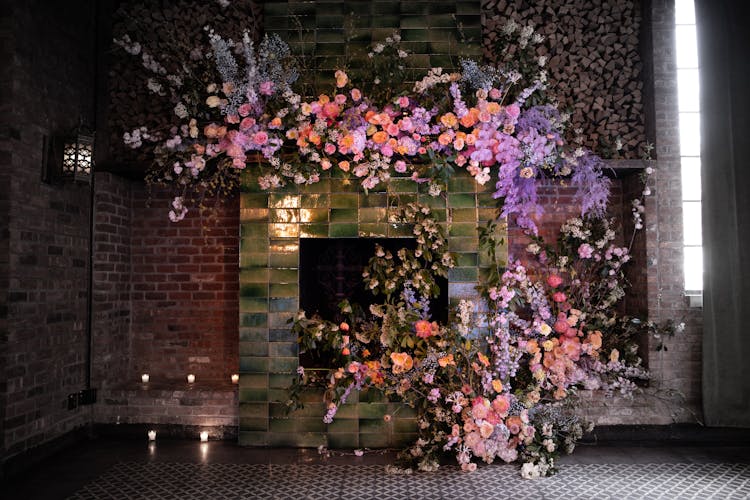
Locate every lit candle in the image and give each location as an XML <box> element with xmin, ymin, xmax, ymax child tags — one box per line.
<box><xmin>231</xmin><ymin>374</ymin><xmax>239</xmax><ymax>384</ymax></box>
<box><xmin>187</xmin><ymin>374</ymin><xmax>196</xmax><ymax>384</ymax></box>
<box><xmin>141</xmin><ymin>374</ymin><xmax>150</xmax><ymax>383</ymax></box>
<box><xmin>148</xmin><ymin>430</ymin><xmax>157</xmax><ymax>441</ymax></box>
<box><xmin>200</xmin><ymin>431</ymin><xmax>209</xmax><ymax>442</ymax></box>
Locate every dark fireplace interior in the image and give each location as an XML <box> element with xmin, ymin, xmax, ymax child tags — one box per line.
<box><xmin>299</xmin><ymin>238</ymin><xmax>448</xmax><ymax>366</ymax></box>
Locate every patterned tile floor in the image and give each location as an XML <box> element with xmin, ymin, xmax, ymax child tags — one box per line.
<box><xmin>4</xmin><ymin>439</ymin><xmax>750</xmax><ymax>500</ymax></box>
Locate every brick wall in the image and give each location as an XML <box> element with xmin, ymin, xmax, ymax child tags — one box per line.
<box><xmin>91</xmin><ymin>172</ymin><xmax>132</xmax><ymax>390</ymax></box>
<box><xmin>2</xmin><ymin>0</ymin><xmax>97</xmax><ymax>463</ymax></box>
<box><xmin>128</xmin><ymin>186</ymin><xmax>239</xmax><ymax>383</ymax></box>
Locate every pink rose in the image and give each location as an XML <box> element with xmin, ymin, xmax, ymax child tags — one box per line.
<box><xmin>334</xmin><ymin>93</ymin><xmax>347</xmax><ymax>105</ymax></box>
<box><xmin>324</xmin><ymin>143</ymin><xmax>336</xmax><ymax>155</ymax></box>
<box><xmin>398</xmin><ymin>96</ymin><xmax>409</xmax><ymax>108</ymax></box>
<box><xmin>238</xmin><ymin>103</ymin><xmax>252</xmax><ymax>117</ymax></box>
<box><xmin>322</xmin><ymin>102</ymin><xmax>340</xmax><ymax>119</ymax></box>
<box><xmin>350</xmin><ymin>88</ymin><xmax>361</xmax><ymax>101</ymax></box>
<box><xmin>394</xmin><ymin>160</ymin><xmax>407</xmax><ymax>173</ymax></box>
<box><xmin>239</xmin><ymin>117</ymin><xmax>256</xmax><ymax>131</ymax></box>
<box><xmin>506</xmin><ymin>103</ymin><xmax>520</xmax><ymax>119</ymax></box>
<box><xmin>252</xmin><ymin>131</ymin><xmax>268</xmax><ymax>145</ymax></box>
<box><xmin>552</xmin><ymin>291</ymin><xmax>567</xmax><ymax>303</ymax></box>
<box><xmin>554</xmin><ymin>313</ymin><xmax>569</xmax><ymax>334</ymax></box>
<box><xmin>415</xmin><ymin>320</ymin><xmax>433</xmax><ymax>339</ymax></box>
<box><xmin>547</xmin><ymin>274</ymin><xmax>563</xmax><ymax>288</ymax></box>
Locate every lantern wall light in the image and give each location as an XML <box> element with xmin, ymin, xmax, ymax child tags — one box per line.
<box><xmin>42</xmin><ymin>129</ymin><xmax>94</xmax><ymax>184</ymax></box>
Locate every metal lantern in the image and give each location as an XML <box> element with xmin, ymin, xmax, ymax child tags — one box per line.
<box><xmin>62</xmin><ymin>132</ymin><xmax>94</xmax><ymax>183</ymax></box>
<box><xmin>43</xmin><ymin>130</ymin><xmax>95</xmax><ymax>184</ymax></box>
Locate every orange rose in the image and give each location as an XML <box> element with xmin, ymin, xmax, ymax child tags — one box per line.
<box><xmin>372</xmin><ymin>131</ymin><xmax>388</xmax><ymax>144</ymax></box>
<box><xmin>390</xmin><ymin>352</ymin><xmax>413</xmax><ymax>374</ymax></box>
<box><xmin>440</xmin><ymin>112</ymin><xmax>458</xmax><ymax>128</ymax></box>
<box><xmin>438</xmin><ymin>353</ymin><xmax>455</xmax><ymax>367</ymax></box>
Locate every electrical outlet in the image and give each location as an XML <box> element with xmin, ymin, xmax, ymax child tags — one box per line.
<box><xmin>78</xmin><ymin>388</ymin><xmax>97</xmax><ymax>406</ymax></box>
<box><xmin>67</xmin><ymin>393</ymin><xmax>78</xmax><ymax>410</ymax></box>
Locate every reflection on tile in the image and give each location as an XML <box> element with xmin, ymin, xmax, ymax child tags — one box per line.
<box><xmin>270</xmin><ymin>223</ymin><xmax>299</xmax><ymax>238</ymax></box>
<box><xmin>269</xmin><ymin>194</ymin><xmax>300</xmax><ymax>208</ymax></box>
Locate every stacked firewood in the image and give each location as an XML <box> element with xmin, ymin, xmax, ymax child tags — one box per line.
<box><xmin>481</xmin><ymin>0</ymin><xmax>647</xmax><ymax>157</ymax></box>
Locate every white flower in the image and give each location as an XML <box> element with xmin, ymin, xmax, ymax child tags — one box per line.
<box><xmin>373</xmin><ymin>43</ymin><xmax>384</xmax><ymax>53</ymax></box>
<box><xmin>521</xmin><ymin>462</ymin><xmax>541</xmax><ymax>479</ymax></box>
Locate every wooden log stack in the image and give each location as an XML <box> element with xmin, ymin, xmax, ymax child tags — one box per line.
<box><xmin>481</xmin><ymin>0</ymin><xmax>647</xmax><ymax>158</ymax></box>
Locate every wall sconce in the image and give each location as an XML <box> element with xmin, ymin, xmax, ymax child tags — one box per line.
<box><xmin>43</xmin><ymin>130</ymin><xmax>94</xmax><ymax>184</ymax></box>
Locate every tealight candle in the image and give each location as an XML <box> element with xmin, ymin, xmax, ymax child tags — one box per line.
<box><xmin>141</xmin><ymin>374</ymin><xmax>150</xmax><ymax>383</ymax></box>
<box><xmin>148</xmin><ymin>430</ymin><xmax>157</xmax><ymax>441</ymax></box>
<box><xmin>187</xmin><ymin>374</ymin><xmax>196</xmax><ymax>384</ymax></box>
<box><xmin>200</xmin><ymin>431</ymin><xmax>209</xmax><ymax>442</ymax></box>
<box><xmin>231</xmin><ymin>374</ymin><xmax>239</xmax><ymax>384</ymax></box>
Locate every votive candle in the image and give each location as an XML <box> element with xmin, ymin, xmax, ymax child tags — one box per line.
<box><xmin>200</xmin><ymin>431</ymin><xmax>209</xmax><ymax>442</ymax></box>
<box><xmin>141</xmin><ymin>374</ymin><xmax>150</xmax><ymax>383</ymax></box>
<box><xmin>187</xmin><ymin>374</ymin><xmax>196</xmax><ymax>384</ymax></box>
<box><xmin>148</xmin><ymin>430</ymin><xmax>157</xmax><ymax>441</ymax></box>
<box><xmin>231</xmin><ymin>374</ymin><xmax>239</xmax><ymax>384</ymax></box>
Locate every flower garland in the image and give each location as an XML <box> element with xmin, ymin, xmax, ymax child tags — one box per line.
<box><xmin>116</xmin><ymin>26</ymin><xmax>610</xmax><ymax>234</ymax></box>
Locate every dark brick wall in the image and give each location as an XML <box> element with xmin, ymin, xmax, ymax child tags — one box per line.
<box><xmin>2</xmin><ymin>0</ymin><xmax>97</xmax><ymax>462</ymax></box>
<box><xmin>91</xmin><ymin>172</ymin><xmax>132</xmax><ymax>390</ymax></box>
<box><xmin>129</xmin><ymin>186</ymin><xmax>239</xmax><ymax>383</ymax></box>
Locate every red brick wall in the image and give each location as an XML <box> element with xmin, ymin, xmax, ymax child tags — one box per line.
<box><xmin>128</xmin><ymin>185</ymin><xmax>239</xmax><ymax>383</ymax></box>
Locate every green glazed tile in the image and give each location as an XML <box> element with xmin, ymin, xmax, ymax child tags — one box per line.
<box><xmin>360</xmin><ymin>193</ymin><xmax>387</xmax><ymax>207</ymax></box>
<box><xmin>239</xmin><ymin>327</ymin><xmax>268</xmax><ymax>343</ymax></box>
<box><xmin>454</xmin><ymin>252</ymin><xmax>478</xmax><ymax>267</ymax></box>
<box><xmin>240</xmin><ymin>193</ymin><xmax>269</xmax><ymax>209</ymax></box>
<box><xmin>327</xmin><ymin>418</ymin><xmax>359</xmax><ymax>433</ymax></box>
<box><xmin>330</xmin><ymin>179</ymin><xmax>359</xmax><ymax>193</ymax></box>
<box><xmin>270</xmin><ymin>282</ymin><xmax>298</xmax><ymax>297</ymax></box>
<box><xmin>269</xmin><ymin>374</ymin><xmax>295</xmax><ymax>390</ymax></box>
<box><xmin>268</xmin><ymin>311</ymin><xmax>293</xmax><ymax>327</ymax></box>
<box><xmin>448</xmin><ymin>193</ymin><xmax>476</xmax><ymax>208</ymax></box>
<box><xmin>241</xmin><ymin>253</ymin><xmax>269</xmax><ymax>268</ymax></box>
<box><xmin>240</xmin><ymin>284</ymin><xmax>268</xmax><ymax>298</ymax></box>
<box><xmin>269</xmin><ymin>418</ymin><xmax>296</xmax><ymax>433</ymax></box>
<box><xmin>269</xmin><ymin>252</ymin><xmax>298</xmax><ymax>268</ymax></box>
<box><xmin>359</xmin><ymin>388</ymin><xmax>386</xmax><ymax>403</ymax></box>
<box><xmin>360</xmin><ymin>432</ymin><xmax>391</xmax><ymax>448</ymax></box>
<box><xmin>239</xmin><ymin>373</ymin><xmax>268</xmax><ymax>389</ymax></box>
<box><xmin>269</xmin><ymin>328</ymin><xmax>296</xmax><ymax>342</ymax></box>
<box><xmin>270</xmin><ymin>268</ymin><xmax>298</xmax><ymax>283</ymax></box>
<box><xmin>241</xmin><ymin>268</ymin><xmax>269</xmax><ymax>283</ymax></box>
<box><xmin>451</xmin><ymin>208</ymin><xmax>477</xmax><ymax>223</ymax></box>
<box><xmin>448</xmin><ymin>176</ymin><xmax>479</xmax><ymax>193</ymax></box>
<box><xmin>478</xmin><ymin>208</ymin><xmax>501</xmax><ymax>222</ymax></box>
<box><xmin>269</xmin><ymin>402</ymin><xmax>289</xmax><ymax>418</ymax></box>
<box><xmin>301</xmin><ymin>194</ymin><xmax>330</xmax><ymax>208</ymax></box>
<box><xmin>449</xmin><ymin>222</ymin><xmax>477</xmax><ymax>237</ymax></box>
<box><xmin>449</xmin><ymin>267</ymin><xmax>478</xmax><ymax>282</ymax></box>
<box><xmin>388</xmin><ymin>178</ymin><xmax>418</xmax><ymax>193</ymax></box>
<box><xmin>240</xmin><ymin>341</ymin><xmax>269</xmax><ymax>356</ymax></box>
<box><xmin>331</xmin><ymin>208</ymin><xmax>358</xmax><ymax>223</ymax></box>
<box><xmin>330</xmin><ymin>193</ymin><xmax>359</xmax><ymax>208</ymax></box>
<box><xmin>269</xmin><ymin>298</ymin><xmax>298</xmax><ymax>312</ymax></box>
<box><xmin>359</xmin><ymin>207</ymin><xmax>386</xmax><ymax>223</ymax></box>
<box><xmin>359</xmin><ymin>403</ymin><xmax>388</xmax><ymax>419</ymax></box>
<box><xmin>242</xmin><ymin>238</ymin><xmax>271</xmax><ymax>254</ymax></box>
<box><xmin>334</xmin><ymin>403</ymin><xmax>358</xmax><ymax>419</ymax></box>
<box><xmin>269</xmin><ymin>194</ymin><xmax>300</xmax><ymax>208</ymax></box>
<box><xmin>421</xmin><ymin>195</ymin><xmax>446</xmax><ymax>208</ymax></box>
<box><xmin>239</xmin><ymin>431</ymin><xmax>268</xmax><ymax>446</ymax></box>
<box><xmin>239</xmin><ymin>417</ymin><xmax>269</xmax><ymax>432</ymax></box>
<box><xmin>270</xmin><ymin>357</ymin><xmax>299</xmax><ymax>373</ymax></box>
<box><xmin>300</xmin><ymin>179</ymin><xmax>330</xmax><ymax>193</ymax></box>
<box><xmin>241</xmin><ymin>223</ymin><xmax>268</xmax><ymax>238</ymax></box>
<box><xmin>296</xmin><ymin>417</ymin><xmax>326</xmax><ymax>433</ymax></box>
<box><xmin>240</xmin><ymin>356</ymin><xmax>269</xmax><ymax>373</ymax></box>
<box><xmin>300</xmin><ymin>208</ymin><xmax>328</xmax><ymax>223</ymax></box>
<box><xmin>269</xmin><ymin>223</ymin><xmax>299</xmax><ymax>238</ymax></box>
<box><xmin>270</xmin><ymin>342</ymin><xmax>298</xmax><ymax>357</ymax></box>
<box><xmin>240</xmin><ymin>297</ymin><xmax>269</xmax><ymax>314</ymax></box>
<box><xmin>477</xmin><ymin>193</ymin><xmax>499</xmax><ymax>207</ymax></box>
<box><xmin>271</xmin><ymin>209</ymin><xmax>300</xmax><ymax>223</ymax></box>
<box><xmin>240</xmin><ymin>402</ymin><xmax>268</xmax><ymax>418</ymax></box>
<box><xmin>240</xmin><ymin>313</ymin><xmax>268</xmax><ymax>328</ymax></box>
<box><xmin>240</xmin><ymin>388</ymin><xmax>269</xmax><ymax>402</ymax></box>
<box><xmin>359</xmin><ymin>418</ymin><xmax>388</xmax><ymax>433</ymax></box>
<box><xmin>241</xmin><ymin>208</ymin><xmax>269</xmax><ymax>223</ymax></box>
<box><xmin>329</xmin><ymin>223</ymin><xmax>358</xmax><ymax>237</ymax></box>
<box><xmin>392</xmin><ymin>433</ymin><xmax>419</xmax><ymax>447</ymax></box>
<box><xmin>327</xmin><ymin>433</ymin><xmax>359</xmax><ymax>449</ymax></box>
<box><xmin>300</xmin><ymin>223</ymin><xmax>329</xmax><ymax>238</ymax></box>
<box><xmin>449</xmin><ymin>237</ymin><xmax>479</xmax><ymax>252</ymax></box>
<box><xmin>390</xmin><ymin>193</ymin><xmax>417</xmax><ymax>206</ymax></box>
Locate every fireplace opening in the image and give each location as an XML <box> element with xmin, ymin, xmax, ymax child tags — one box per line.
<box><xmin>299</xmin><ymin>238</ymin><xmax>448</xmax><ymax>367</ymax></box>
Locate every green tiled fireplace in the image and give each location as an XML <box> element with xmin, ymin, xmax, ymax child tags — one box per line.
<box><xmin>238</xmin><ymin>171</ymin><xmax>506</xmax><ymax>447</ymax></box>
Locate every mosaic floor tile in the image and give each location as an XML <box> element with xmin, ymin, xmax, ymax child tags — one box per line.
<box><xmin>68</xmin><ymin>462</ymin><xmax>750</xmax><ymax>500</ymax></box>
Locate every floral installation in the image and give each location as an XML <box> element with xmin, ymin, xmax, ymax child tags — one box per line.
<box><xmin>114</xmin><ymin>19</ymin><xmax>663</xmax><ymax>478</ymax></box>
<box><xmin>115</xmin><ymin>24</ymin><xmax>610</xmax><ymax>234</ymax></box>
<box><xmin>290</xmin><ymin>205</ymin><xmax>653</xmax><ymax>477</ymax></box>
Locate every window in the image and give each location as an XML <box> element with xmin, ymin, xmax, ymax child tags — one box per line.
<box><xmin>675</xmin><ymin>0</ymin><xmax>702</xmax><ymax>294</ymax></box>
